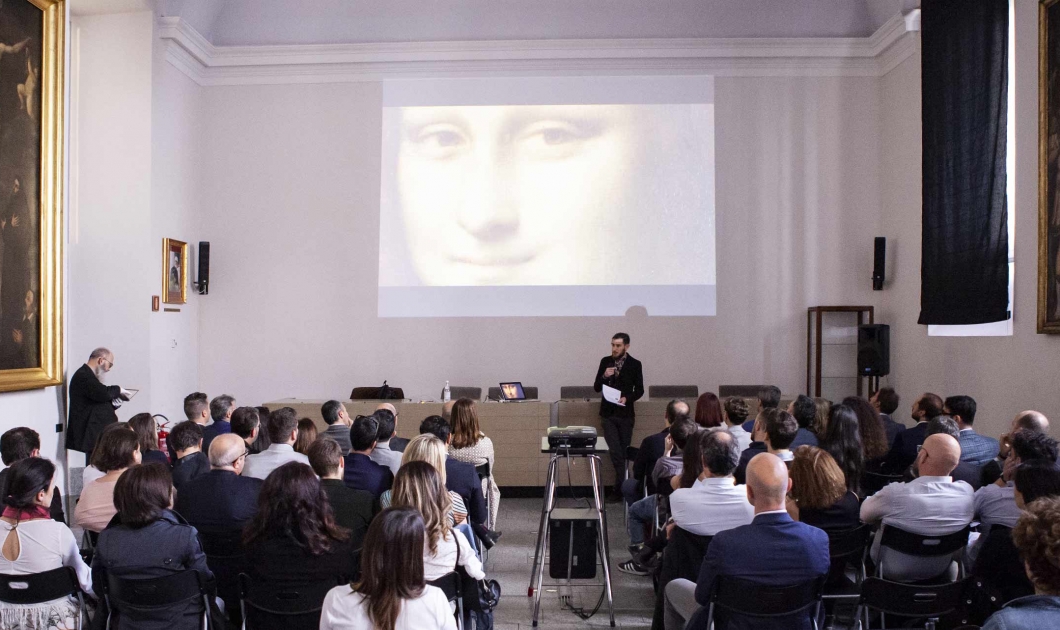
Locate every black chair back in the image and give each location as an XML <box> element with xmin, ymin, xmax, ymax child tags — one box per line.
<box><xmin>104</xmin><ymin>569</ymin><xmax>210</xmax><ymax>630</ymax></box>
<box><xmin>879</xmin><ymin>524</ymin><xmax>970</xmax><ymax>557</ymax></box>
<box><xmin>625</xmin><ymin>446</ymin><xmax>639</xmax><ymax>462</ymax></box>
<box><xmin>474</xmin><ymin>462</ymin><xmax>491</xmax><ymax>480</ymax></box>
<box><xmin>857</xmin><ymin>576</ymin><xmax>968</xmax><ymax>618</ymax></box>
<box><xmin>861</xmin><ymin>472</ymin><xmax>906</xmax><ymax>497</ymax></box>
<box><xmin>827</xmin><ymin>524</ymin><xmax>874</xmax><ymax>564</ymax></box>
<box><xmin>711</xmin><ymin>575</ymin><xmax>825</xmax><ymax>619</ymax></box>
<box><xmin>199</xmin><ymin>530</ymin><xmax>246</xmax><ymax>623</ymax></box>
<box><xmin>0</xmin><ymin>566</ymin><xmax>83</xmax><ymax>605</ymax></box>
<box><xmin>652</xmin><ymin>529</ymin><xmax>713</xmax><ymax>630</ymax></box>
<box><xmin>428</xmin><ymin>572</ymin><xmax>464</xmax><ymax>630</ymax></box>
<box><xmin>648</xmin><ymin>385</ymin><xmax>699</xmax><ymax>399</ymax></box>
<box><xmin>238</xmin><ymin>572</ymin><xmax>335</xmax><ymax>630</ymax></box>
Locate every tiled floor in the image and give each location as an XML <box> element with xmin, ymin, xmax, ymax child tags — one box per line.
<box><xmin>488</xmin><ymin>497</ymin><xmax>655</xmax><ymax>629</ymax></box>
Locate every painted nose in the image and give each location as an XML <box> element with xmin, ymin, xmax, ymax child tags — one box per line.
<box><xmin>457</xmin><ymin>147</ymin><xmax>519</xmax><ymax>241</ymax></box>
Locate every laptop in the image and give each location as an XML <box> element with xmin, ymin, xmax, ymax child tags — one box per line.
<box><xmin>499</xmin><ymin>382</ymin><xmax>526</xmax><ymax>401</ymax></box>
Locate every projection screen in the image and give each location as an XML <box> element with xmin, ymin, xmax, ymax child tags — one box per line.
<box><xmin>378</xmin><ymin>76</ymin><xmax>715</xmax><ymax>317</ymax></box>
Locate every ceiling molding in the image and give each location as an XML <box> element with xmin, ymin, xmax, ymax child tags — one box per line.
<box><xmin>158</xmin><ymin>12</ymin><xmax>918</xmax><ymax>86</ymax></box>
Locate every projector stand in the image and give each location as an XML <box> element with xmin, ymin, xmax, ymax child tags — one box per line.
<box><xmin>528</xmin><ymin>437</ymin><xmax>615</xmax><ymax>627</ymax></box>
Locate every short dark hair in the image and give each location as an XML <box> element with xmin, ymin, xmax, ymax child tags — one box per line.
<box><xmin>169</xmin><ymin>420</ymin><xmax>204</xmax><ymax>452</ymax></box>
<box><xmin>757</xmin><ymin>385</ymin><xmax>781</xmax><ymax>410</ymax></box>
<box><xmin>2</xmin><ymin>457</ymin><xmax>55</xmax><ymax>509</ymax></box>
<box><xmin>790</xmin><ymin>395</ymin><xmax>816</xmax><ymax>429</ymax></box>
<box><xmin>1011</xmin><ymin>429</ymin><xmax>1060</xmax><ymax>463</ymax></box>
<box><xmin>612</xmin><ymin>332</ymin><xmax>630</xmax><ymax>345</ymax></box>
<box><xmin>231</xmin><ymin>407</ymin><xmax>260</xmax><ymax>439</ymax></box>
<box><xmin>419</xmin><ymin>415</ymin><xmax>451</xmax><ymax>443</ymax></box>
<box><xmin>267</xmin><ymin>407</ymin><xmax>299</xmax><ymax>443</ymax></box>
<box><xmin>762</xmin><ymin>408</ymin><xmax>798</xmax><ymax>450</ymax></box>
<box><xmin>210</xmin><ymin>395</ymin><xmax>236</xmax><ymax>422</ymax></box>
<box><xmin>374</xmin><ymin>409</ymin><xmax>396</xmax><ymax>442</ymax></box>
<box><xmin>876</xmin><ymin>388</ymin><xmax>900</xmax><ymax>414</ymax></box>
<box><xmin>925</xmin><ymin>416</ymin><xmax>960</xmax><ymax>440</ymax></box>
<box><xmin>670</xmin><ymin>417</ymin><xmax>698</xmax><ymax>450</ymax></box>
<box><xmin>665</xmin><ymin>400</ymin><xmax>690</xmax><ymax>424</ymax></box>
<box><xmin>917</xmin><ymin>393</ymin><xmax>945</xmax><ymax>420</ymax></box>
<box><xmin>723</xmin><ymin>397</ymin><xmax>749</xmax><ymax>424</ymax></box>
<box><xmin>308</xmin><ymin>438</ymin><xmax>343</xmax><ymax>478</ymax></box>
<box><xmin>1015</xmin><ymin>459</ymin><xmax>1060</xmax><ymax>504</ymax></box>
<box><xmin>351</xmin><ymin>415</ymin><xmax>380</xmax><ymax>451</ymax></box>
<box><xmin>321</xmin><ymin>400</ymin><xmax>344</xmax><ymax>425</ymax></box>
<box><xmin>943</xmin><ymin>395</ymin><xmax>977</xmax><ymax>425</ymax></box>
<box><xmin>1</xmin><ymin>427</ymin><xmax>40</xmax><ymax>465</ymax></box>
<box><xmin>91</xmin><ymin>429</ymin><xmax>141</xmax><ymax>472</ymax></box>
<box><xmin>113</xmin><ymin>462</ymin><xmax>173</xmax><ymax>528</ymax></box>
<box><xmin>700</xmin><ymin>429</ymin><xmax>739</xmax><ymax>477</ymax></box>
<box><xmin>183</xmin><ymin>392</ymin><xmax>208</xmax><ymax>420</ymax></box>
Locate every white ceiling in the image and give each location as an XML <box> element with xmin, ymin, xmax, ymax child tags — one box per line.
<box><xmin>147</xmin><ymin>0</ymin><xmax>921</xmax><ymax>47</ymax></box>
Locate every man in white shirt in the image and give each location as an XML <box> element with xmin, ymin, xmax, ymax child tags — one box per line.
<box><xmin>368</xmin><ymin>408</ymin><xmax>402</xmax><ymax>474</ymax></box>
<box><xmin>860</xmin><ymin>433</ymin><xmax>974</xmax><ymax>581</ymax></box>
<box><xmin>242</xmin><ymin>407</ymin><xmax>310</xmax><ymax>480</ymax></box>
<box><xmin>669</xmin><ymin>430</ymin><xmax>754</xmax><ymax>536</ymax></box>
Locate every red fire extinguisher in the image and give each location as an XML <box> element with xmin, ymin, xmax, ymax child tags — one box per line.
<box><xmin>154</xmin><ymin>414</ymin><xmax>171</xmax><ymax>463</ymax></box>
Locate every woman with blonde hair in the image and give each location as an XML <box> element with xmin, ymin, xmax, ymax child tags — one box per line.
<box><xmin>379</xmin><ymin>435</ymin><xmax>468</xmax><ymax>525</ymax></box>
<box><xmin>448</xmin><ymin>398</ymin><xmax>500</xmax><ymax>528</ymax></box>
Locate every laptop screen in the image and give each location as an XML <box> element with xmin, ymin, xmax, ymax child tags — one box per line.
<box><xmin>499</xmin><ymin>382</ymin><xmax>526</xmax><ymax>401</ymax></box>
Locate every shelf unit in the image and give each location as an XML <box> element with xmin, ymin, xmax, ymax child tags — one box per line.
<box><xmin>806</xmin><ymin>305</ymin><xmax>875</xmax><ymax>399</ymax></box>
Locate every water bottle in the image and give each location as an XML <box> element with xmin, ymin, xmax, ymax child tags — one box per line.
<box><xmin>443</xmin><ymin>380</ymin><xmax>451</xmax><ymax>403</ymax></box>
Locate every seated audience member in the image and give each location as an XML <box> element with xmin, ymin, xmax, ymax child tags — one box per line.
<box><xmin>91</xmin><ymin>463</ymin><xmax>214</xmax><ymax>630</ymax></box>
<box><xmin>973</xmin><ymin>460</ymin><xmax>1060</xmax><ymax>610</ymax></box>
<box><xmin>376</xmin><ymin>403</ymin><xmax>409</xmax><ymax>453</ymax></box>
<box><xmin>945</xmin><ymin>395</ymin><xmax>1000</xmax><ymax>465</ymax></box>
<box><xmin>842</xmin><ymin>396</ymin><xmax>891</xmax><ymax>470</ymax></box>
<box><xmin>975</xmin><ymin>430</ymin><xmax>1059</xmax><ymax>535</ymax></box>
<box><xmin>722</xmin><ymin>397</ymin><xmax>753</xmax><ymax>453</ymax></box>
<box><xmin>169</xmin><ymin>421</ymin><xmax>210</xmax><ymax>490</ymax></box>
<box><xmin>741</xmin><ymin>385</ymin><xmax>781</xmax><ymax>432</ymax></box>
<box><xmin>669</xmin><ymin>430</ymin><xmax>754</xmax><ymax>536</ymax></box>
<box><xmin>389</xmin><ymin>461</ymin><xmax>484</xmax><ymax>582</ymax></box>
<box><xmin>294</xmin><ymin>417</ymin><xmax>318</xmax><ymax>456</ymax></box>
<box><xmin>734</xmin><ymin>408</ymin><xmax>797</xmax><ymax>485</ymax></box>
<box><xmin>168</xmin><ymin>391</ymin><xmax>209</xmax><ymax>462</ymax></box>
<box><xmin>308</xmin><ymin>438</ymin><xmax>374</xmax><ymax>546</ymax></box>
<box><xmin>982</xmin><ymin>409</ymin><xmax>1051</xmax><ymax>486</ymax></box>
<box><xmin>914</xmin><ymin>416</ymin><xmax>982</xmax><ymax>489</ymax></box>
<box><xmin>694</xmin><ymin>392</ymin><xmax>723</xmax><ymax>429</ymax></box>
<box><xmin>380</xmin><ymin>435</ymin><xmax>468</xmax><ymax>525</ymax></box>
<box><xmin>321</xmin><ymin>400</ymin><xmax>353</xmax><ymax>455</ymax></box>
<box><xmin>663</xmin><ymin>453</ymin><xmax>830</xmax><ymax>630</ymax></box>
<box><xmin>860</xmin><ymin>433</ymin><xmax>974</xmax><ymax>581</ymax></box>
<box><xmin>448</xmin><ymin>398</ymin><xmax>500</xmax><ymax>528</ymax></box>
<box><xmin>982</xmin><ymin>497</ymin><xmax>1060</xmax><ymax>629</ymax></box>
<box><xmin>1</xmin><ymin>458</ymin><xmax>93</xmax><ymax>625</ymax></box>
<box><xmin>871</xmin><ymin>387</ymin><xmax>905</xmax><ymax>448</ymax></box>
<box><xmin>787</xmin><ymin>446</ymin><xmax>859</xmax><ymax>530</ymax></box>
<box><xmin>201</xmin><ymin>394</ymin><xmax>236</xmax><ymax>453</ymax></box>
<box><xmin>813</xmin><ymin>398</ymin><xmax>832</xmax><ymax>435</ymax></box>
<box><xmin>343</xmin><ymin>414</ymin><xmax>394</xmax><ymax>499</ymax></box>
<box><xmin>319</xmin><ymin>507</ymin><xmax>456</xmax><ymax>630</ymax></box>
<box><xmin>881</xmin><ymin>392</ymin><xmax>944</xmax><ymax>473</ymax></box>
<box><xmin>231</xmin><ymin>406</ymin><xmax>262</xmax><ymax>455</ymax></box>
<box><xmin>0</xmin><ymin>427</ymin><xmax>64</xmax><ymax>521</ymax></box>
<box><xmin>419</xmin><ymin>415</ymin><xmax>490</xmax><ymax>534</ymax></box>
<box><xmin>252</xmin><ymin>405</ymin><xmax>273</xmax><ymax>453</ymax></box>
<box><xmin>653</xmin><ymin>416</ymin><xmax>699</xmax><ymax>495</ymax></box>
<box><xmin>75</xmin><ymin>428</ymin><xmax>141</xmax><ymax>533</ymax></box>
<box><xmin>174</xmin><ymin>433</ymin><xmax>262</xmax><ymax>534</ymax></box>
<box><xmin>243</xmin><ymin>463</ymin><xmax>358</xmax><ymax>607</ymax></box>
<box><xmin>788</xmin><ymin>395</ymin><xmax>820</xmax><ymax>448</ymax></box>
<box><xmin>623</xmin><ymin>399</ymin><xmax>690</xmax><ymax>505</ymax></box>
<box><xmin>83</xmin><ymin>422</ymin><xmax>135</xmax><ymax>487</ymax></box>
<box><xmin>242</xmin><ymin>407</ymin><xmax>310</xmax><ymax>480</ymax></box>
<box><xmin>369</xmin><ymin>408</ymin><xmax>402</xmax><ymax>474</ymax></box>
<box><xmin>128</xmin><ymin>412</ymin><xmax>169</xmax><ymax>466</ymax></box>
<box><xmin>819</xmin><ymin>404</ymin><xmax>864</xmax><ymax>495</ymax></box>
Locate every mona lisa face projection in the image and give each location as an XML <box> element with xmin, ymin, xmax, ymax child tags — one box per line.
<box><xmin>378</xmin><ymin>77</ymin><xmax>716</xmax><ymax>317</ymax></box>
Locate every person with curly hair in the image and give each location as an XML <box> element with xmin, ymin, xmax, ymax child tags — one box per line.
<box><xmin>982</xmin><ymin>497</ymin><xmax>1060</xmax><ymax>628</ymax></box>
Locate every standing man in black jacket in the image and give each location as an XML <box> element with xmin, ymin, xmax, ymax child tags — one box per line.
<box><xmin>66</xmin><ymin>347</ymin><xmax>129</xmax><ymax>455</ymax></box>
<box><xmin>594</xmin><ymin>332</ymin><xmax>644</xmax><ymax>498</ymax></box>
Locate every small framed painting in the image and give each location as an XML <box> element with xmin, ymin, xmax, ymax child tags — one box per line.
<box><xmin>163</xmin><ymin>238</ymin><xmax>188</xmax><ymax>304</ymax></box>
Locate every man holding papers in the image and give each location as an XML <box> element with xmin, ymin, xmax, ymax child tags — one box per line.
<box><xmin>594</xmin><ymin>332</ymin><xmax>645</xmax><ymax>499</ymax></box>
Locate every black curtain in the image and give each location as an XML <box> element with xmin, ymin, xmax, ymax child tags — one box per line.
<box><xmin>919</xmin><ymin>0</ymin><xmax>1009</xmax><ymax>325</ymax></box>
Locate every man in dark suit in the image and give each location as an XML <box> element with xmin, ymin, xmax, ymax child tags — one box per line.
<box><xmin>594</xmin><ymin>332</ymin><xmax>644</xmax><ymax>497</ymax></box>
<box><xmin>308</xmin><ymin>437</ymin><xmax>373</xmax><ymax>549</ymax></box>
<box><xmin>624</xmin><ymin>400</ymin><xmax>690</xmax><ymax>503</ymax></box>
<box><xmin>944</xmin><ymin>395</ymin><xmax>1000</xmax><ymax>466</ymax></box>
<box><xmin>201</xmin><ymin>394</ymin><xmax>236</xmax><ymax>454</ymax></box>
<box><xmin>169</xmin><ymin>421</ymin><xmax>211</xmax><ymax>491</ymax></box>
<box><xmin>882</xmin><ymin>392</ymin><xmax>944</xmax><ymax>473</ymax></box>
<box><xmin>66</xmin><ymin>348</ymin><xmax>129</xmax><ymax>455</ymax></box>
<box><xmin>663</xmin><ymin>453</ymin><xmax>830</xmax><ymax>630</ymax></box>
<box><xmin>871</xmin><ymin>387</ymin><xmax>906</xmax><ymax>448</ymax></box>
<box><xmin>0</xmin><ymin>427</ymin><xmax>64</xmax><ymax>522</ymax></box>
<box><xmin>343</xmin><ymin>414</ymin><xmax>393</xmax><ymax>499</ymax></box>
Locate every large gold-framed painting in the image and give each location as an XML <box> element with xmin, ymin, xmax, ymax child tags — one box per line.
<box><xmin>1042</xmin><ymin>0</ymin><xmax>1060</xmax><ymax>333</ymax></box>
<box><xmin>0</xmin><ymin>0</ymin><xmax>62</xmax><ymax>390</ymax></box>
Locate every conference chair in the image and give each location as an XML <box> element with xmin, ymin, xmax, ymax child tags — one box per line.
<box><xmin>647</xmin><ymin>385</ymin><xmax>699</xmax><ymax>399</ymax></box>
<box><xmin>853</xmin><ymin>577</ymin><xmax>971</xmax><ymax>630</ymax></box>
<box><xmin>238</xmin><ymin>573</ymin><xmax>335</xmax><ymax>630</ymax></box>
<box><xmin>349</xmin><ymin>386</ymin><xmax>404</xmax><ymax>400</ymax></box>
<box><xmin>428</xmin><ymin>571</ymin><xmax>464</xmax><ymax>630</ymax></box>
<box><xmin>718</xmin><ymin>385</ymin><xmax>774</xmax><ymax>398</ymax></box>
<box><xmin>559</xmin><ymin>386</ymin><xmax>600</xmax><ymax>400</ymax></box>
<box><xmin>487</xmin><ymin>385</ymin><xmax>538</xmax><ymax>400</ymax></box>
<box><xmin>875</xmin><ymin>524</ymin><xmax>971</xmax><ymax>584</ymax></box>
<box><xmin>698</xmin><ymin>575</ymin><xmax>826</xmax><ymax>630</ymax></box>
<box><xmin>861</xmin><ymin>471</ymin><xmax>906</xmax><ymax>497</ymax></box>
<box><xmin>199</xmin><ymin>530</ymin><xmax>247</xmax><ymax>625</ymax></box>
<box><xmin>103</xmin><ymin>569</ymin><xmax>213</xmax><ymax>630</ymax></box>
<box><xmin>822</xmin><ymin>524</ymin><xmax>874</xmax><ymax>622</ymax></box>
<box><xmin>447</xmin><ymin>386</ymin><xmax>482</xmax><ymax>401</ymax></box>
<box><xmin>475</xmin><ymin>461</ymin><xmax>493</xmax><ymax>561</ymax></box>
<box><xmin>0</xmin><ymin>566</ymin><xmax>87</xmax><ymax>630</ymax></box>
<box><xmin>623</xmin><ymin>445</ymin><xmax>640</xmax><ymax>527</ymax></box>
<box><xmin>652</xmin><ymin>529</ymin><xmax>713</xmax><ymax>630</ymax></box>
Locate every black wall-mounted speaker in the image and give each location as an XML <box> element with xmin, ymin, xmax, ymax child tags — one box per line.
<box><xmin>872</xmin><ymin>237</ymin><xmax>886</xmax><ymax>291</ymax></box>
<box><xmin>197</xmin><ymin>241</ymin><xmax>210</xmax><ymax>295</ymax></box>
<box><xmin>857</xmin><ymin>324</ymin><xmax>890</xmax><ymax>377</ymax></box>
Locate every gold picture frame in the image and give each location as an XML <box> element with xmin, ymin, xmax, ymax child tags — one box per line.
<box><xmin>162</xmin><ymin>238</ymin><xmax>188</xmax><ymax>305</ymax></box>
<box><xmin>1040</xmin><ymin>0</ymin><xmax>1060</xmax><ymax>333</ymax></box>
<box><xmin>0</xmin><ymin>0</ymin><xmax>64</xmax><ymax>392</ymax></box>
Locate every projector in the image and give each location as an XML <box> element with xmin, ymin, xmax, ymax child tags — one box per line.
<box><xmin>547</xmin><ymin>426</ymin><xmax>598</xmax><ymax>450</ymax></box>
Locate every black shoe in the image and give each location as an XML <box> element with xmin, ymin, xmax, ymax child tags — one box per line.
<box><xmin>479</xmin><ymin>530</ymin><xmax>502</xmax><ymax>550</ymax></box>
